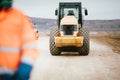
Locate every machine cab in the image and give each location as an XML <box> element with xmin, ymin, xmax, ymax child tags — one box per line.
<box><xmin>55</xmin><ymin>2</ymin><xmax>88</xmax><ymax>28</ymax></box>
<box><xmin>56</xmin><ymin>2</ymin><xmax>82</xmax><ymax>27</ymax></box>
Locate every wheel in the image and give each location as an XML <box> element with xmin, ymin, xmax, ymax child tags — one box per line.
<box><xmin>49</xmin><ymin>28</ymin><xmax>61</xmax><ymax>55</ymax></box>
<box><xmin>78</xmin><ymin>28</ymin><xmax>89</xmax><ymax>55</ymax></box>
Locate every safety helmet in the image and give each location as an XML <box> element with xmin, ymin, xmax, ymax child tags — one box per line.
<box><xmin>0</xmin><ymin>0</ymin><xmax>12</xmax><ymax>10</ymax></box>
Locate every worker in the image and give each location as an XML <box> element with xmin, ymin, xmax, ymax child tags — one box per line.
<box><xmin>0</xmin><ymin>0</ymin><xmax>39</xmax><ymax>80</ymax></box>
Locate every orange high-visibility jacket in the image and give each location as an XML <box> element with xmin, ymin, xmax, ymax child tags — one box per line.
<box><xmin>0</xmin><ymin>8</ymin><xmax>39</xmax><ymax>75</ymax></box>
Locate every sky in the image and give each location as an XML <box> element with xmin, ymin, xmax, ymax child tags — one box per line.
<box><xmin>13</xmin><ymin>0</ymin><xmax>120</xmax><ymax>20</ymax></box>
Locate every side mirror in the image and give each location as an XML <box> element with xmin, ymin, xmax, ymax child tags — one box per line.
<box><xmin>55</xmin><ymin>9</ymin><xmax>58</xmax><ymax>16</ymax></box>
<box><xmin>85</xmin><ymin>9</ymin><xmax>88</xmax><ymax>16</ymax></box>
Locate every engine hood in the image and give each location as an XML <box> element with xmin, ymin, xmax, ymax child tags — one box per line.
<box><xmin>60</xmin><ymin>16</ymin><xmax>78</xmax><ymax>25</ymax></box>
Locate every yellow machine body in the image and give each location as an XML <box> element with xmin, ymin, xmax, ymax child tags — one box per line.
<box><xmin>55</xmin><ymin>15</ymin><xmax>84</xmax><ymax>47</ymax></box>
<box><xmin>55</xmin><ymin>36</ymin><xmax>83</xmax><ymax>47</ymax></box>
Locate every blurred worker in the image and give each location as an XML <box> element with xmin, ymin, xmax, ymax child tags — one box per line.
<box><xmin>0</xmin><ymin>0</ymin><xmax>39</xmax><ymax>80</ymax></box>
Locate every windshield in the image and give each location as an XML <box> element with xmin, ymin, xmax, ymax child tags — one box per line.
<box><xmin>60</xmin><ymin>8</ymin><xmax>79</xmax><ymax>19</ymax></box>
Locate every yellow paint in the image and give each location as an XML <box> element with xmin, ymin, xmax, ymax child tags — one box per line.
<box><xmin>55</xmin><ymin>36</ymin><xmax>83</xmax><ymax>47</ymax></box>
<box><xmin>60</xmin><ymin>16</ymin><xmax>78</xmax><ymax>25</ymax></box>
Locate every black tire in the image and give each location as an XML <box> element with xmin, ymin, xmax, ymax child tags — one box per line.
<box><xmin>49</xmin><ymin>28</ymin><xmax>61</xmax><ymax>55</ymax></box>
<box><xmin>78</xmin><ymin>28</ymin><xmax>89</xmax><ymax>55</ymax></box>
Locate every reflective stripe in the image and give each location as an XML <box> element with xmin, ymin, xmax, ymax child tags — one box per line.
<box><xmin>21</xmin><ymin>42</ymin><xmax>37</xmax><ymax>50</ymax></box>
<box><xmin>21</xmin><ymin>56</ymin><xmax>34</xmax><ymax>66</ymax></box>
<box><xmin>0</xmin><ymin>67</ymin><xmax>17</xmax><ymax>75</ymax></box>
<box><xmin>0</xmin><ymin>46</ymin><xmax>20</xmax><ymax>53</ymax></box>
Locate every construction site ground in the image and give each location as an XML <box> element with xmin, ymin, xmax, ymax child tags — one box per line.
<box><xmin>30</xmin><ymin>31</ymin><xmax>120</xmax><ymax>80</ymax></box>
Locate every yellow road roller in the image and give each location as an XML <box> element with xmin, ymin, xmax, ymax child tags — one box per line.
<box><xmin>50</xmin><ymin>2</ymin><xmax>89</xmax><ymax>55</ymax></box>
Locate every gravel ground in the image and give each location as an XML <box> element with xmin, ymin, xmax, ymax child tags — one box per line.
<box><xmin>30</xmin><ymin>36</ymin><xmax>120</xmax><ymax>80</ymax></box>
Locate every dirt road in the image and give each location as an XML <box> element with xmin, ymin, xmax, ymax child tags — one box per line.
<box><xmin>30</xmin><ymin>37</ymin><xmax>120</xmax><ymax>80</ymax></box>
